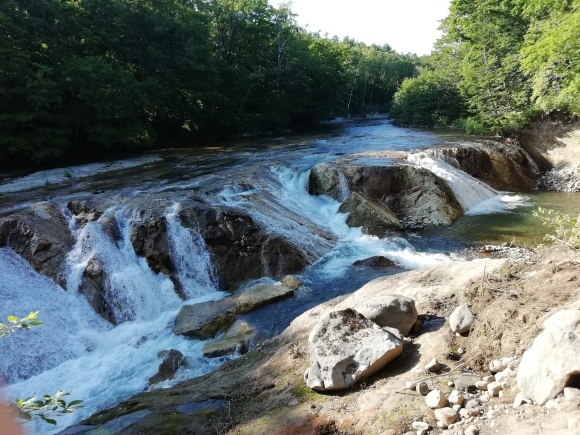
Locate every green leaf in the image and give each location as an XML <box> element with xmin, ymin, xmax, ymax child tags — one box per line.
<box><xmin>67</xmin><ymin>400</ymin><xmax>83</xmax><ymax>407</ymax></box>
<box><xmin>7</xmin><ymin>316</ymin><xmax>18</xmax><ymax>323</ymax></box>
<box><xmin>17</xmin><ymin>411</ymin><xmax>32</xmax><ymax>421</ymax></box>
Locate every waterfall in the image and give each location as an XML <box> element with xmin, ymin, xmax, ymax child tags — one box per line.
<box><xmin>0</xmin><ymin>247</ymin><xmax>109</xmax><ymax>384</ymax></box>
<box><xmin>337</xmin><ymin>171</ymin><xmax>350</xmax><ymax>201</ymax></box>
<box><xmin>407</xmin><ymin>152</ymin><xmax>498</xmax><ymax>212</ymax></box>
<box><xmin>66</xmin><ymin>207</ymin><xmax>181</xmax><ymax>323</ymax></box>
<box><xmin>165</xmin><ymin>204</ymin><xmax>219</xmax><ymax>299</ymax></box>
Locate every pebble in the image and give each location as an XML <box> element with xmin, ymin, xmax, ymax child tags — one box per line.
<box><xmin>488</xmin><ymin>359</ymin><xmax>504</xmax><ymax>373</ymax></box>
<box><xmin>448</xmin><ymin>389</ymin><xmax>465</xmax><ymax>406</ymax></box>
<box><xmin>475</xmin><ymin>381</ymin><xmax>489</xmax><ymax>391</ymax></box>
<box><xmin>464</xmin><ymin>425</ymin><xmax>480</xmax><ymax>435</ymax></box>
<box><xmin>464</xmin><ymin>399</ymin><xmax>480</xmax><ymax>409</ymax></box>
<box><xmin>452</xmin><ymin>404</ymin><xmax>462</xmax><ymax>412</ymax></box>
<box><xmin>411</xmin><ymin>421</ymin><xmax>430</xmax><ymax>432</ymax></box>
<box><xmin>563</xmin><ymin>387</ymin><xmax>580</xmax><ymax>401</ymax></box>
<box><xmin>513</xmin><ymin>392</ymin><xmax>530</xmax><ymax>408</ymax></box>
<box><xmin>434</xmin><ymin>407</ymin><xmax>458</xmax><ymax>427</ymax></box>
<box><xmin>482</xmin><ymin>375</ymin><xmax>495</xmax><ymax>383</ymax></box>
<box><xmin>425</xmin><ymin>358</ymin><xmax>441</xmax><ymax>373</ymax></box>
<box><xmin>416</xmin><ymin>381</ymin><xmax>430</xmax><ymax>396</ymax></box>
<box><xmin>487</xmin><ymin>382</ymin><xmax>503</xmax><ymax>397</ymax></box>
<box><xmin>426</xmin><ymin>389</ymin><xmax>447</xmax><ymax>409</ymax></box>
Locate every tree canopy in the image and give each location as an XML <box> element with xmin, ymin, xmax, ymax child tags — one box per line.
<box><xmin>0</xmin><ymin>0</ymin><xmax>418</xmax><ymax>168</ymax></box>
<box><xmin>390</xmin><ymin>0</ymin><xmax>580</xmax><ymax>134</ymax></box>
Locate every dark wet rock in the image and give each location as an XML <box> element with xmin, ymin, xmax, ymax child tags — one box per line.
<box><xmin>339</xmin><ymin>191</ymin><xmax>402</xmax><ymax>234</ymax></box>
<box><xmin>430</xmin><ymin>140</ymin><xmax>538</xmax><ymax>191</ymax></box>
<box><xmin>79</xmin><ymin>257</ymin><xmax>116</xmax><ymax>324</ymax></box>
<box><xmin>148</xmin><ymin>349</ymin><xmax>187</xmax><ymax>385</ymax></box>
<box><xmin>202</xmin><ymin>320</ymin><xmax>259</xmax><ymax>358</ymax></box>
<box><xmin>67</xmin><ymin>199</ymin><xmax>112</xmax><ymax>226</ymax></box>
<box><xmin>353</xmin><ymin>256</ymin><xmax>396</xmax><ymax>268</ymax></box>
<box><xmin>310</xmin><ymin>162</ymin><xmax>462</xmax><ymax>231</ymax></box>
<box><xmin>0</xmin><ymin>202</ymin><xmax>74</xmax><ymax>286</ymax></box>
<box><xmin>173</xmin><ymin>283</ymin><xmax>295</xmax><ymax>339</ymax></box>
<box><xmin>178</xmin><ymin>201</ymin><xmax>309</xmax><ymax>290</ymax></box>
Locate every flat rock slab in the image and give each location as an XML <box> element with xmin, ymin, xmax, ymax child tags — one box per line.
<box><xmin>202</xmin><ymin>320</ymin><xmax>258</xmax><ymax>358</ymax></box>
<box><xmin>304</xmin><ymin>309</ymin><xmax>403</xmax><ymax>391</ymax></box>
<box><xmin>173</xmin><ymin>283</ymin><xmax>295</xmax><ymax>339</ymax></box>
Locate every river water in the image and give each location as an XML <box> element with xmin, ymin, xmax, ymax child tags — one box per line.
<box><xmin>0</xmin><ymin>118</ymin><xmax>577</xmax><ymax>434</ymax></box>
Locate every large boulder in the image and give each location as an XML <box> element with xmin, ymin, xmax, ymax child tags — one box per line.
<box><xmin>354</xmin><ymin>294</ymin><xmax>418</xmax><ymax>336</ymax></box>
<box><xmin>0</xmin><ymin>202</ymin><xmax>75</xmax><ymax>286</ymax></box>
<box><xmin>431</xmin><ymin>141</ymin><xmax>537</xmax><ymax>191</ymax></box>
<box><xmin>304</xmin><ymin>309</ymin><xmax>403</xmax><ymax>391</ymax></box>
<box><xmin>173</xmin><ymin>283</ymin><xmax>295</xmax><ymax>339</ymax></box>
<box><xmin>79</xmin><ymin>257</ymin><xmax>117</xmax><ymax>324</ymax></box>
<box><xmin>517</xmin><ymin>309</ymin><xmax>580</xmax><ymax>404</ymax></box>
<box><xmin>309</xmin><ymin>162</ymin><xmax>462</xmax><ymax>231</ymax></box>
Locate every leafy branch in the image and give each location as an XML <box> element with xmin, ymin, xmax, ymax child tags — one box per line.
<box><xmin>0</xmin><ymin>311</ymin><xmax>43</xmax><ymax>338</ymax></box>
<box><xmin>533</xmin><ymin>207</ymin><xmax>580</xmax><ymax>249</ymax></box>
<box><xmin>1</xmin><ymin>311</ymin><xmax>84</xmax><ymax>425</ymax></box>
<box><xmin>12</xmin><ymin>391</ymin><xmax>84</xmax><ymax>425</ymax></box>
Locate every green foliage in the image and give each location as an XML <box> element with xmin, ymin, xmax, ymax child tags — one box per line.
<box><xmin>456</xmin><ymin>117</ymin><xmax>488</xmax><ymax>135</ymax></box>
<box><xmin>533</xmin><ymin>207</ymin><xmax>580</xmax><ymax>248</ymax></box>
<box><xmin>1</xmin><ymin>312</ymin><xmax>84</xmax><ymax>425</ymax></box>
<box><xmin>391</xmin><ymin>71</ymin><xmax>465</xmax><ymax>128</ymax></box>
<box><xmin>0</xmin><ymin>311</ymin><xmax>42</xmax><ymax>338</ymax></box>
<box><xmin>13</xmin><ymin>390</ymin><xmax>84</xmax><ymax>425</ymax></box>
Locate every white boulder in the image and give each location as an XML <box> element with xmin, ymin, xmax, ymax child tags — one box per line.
<box><xmin>304</xmin><ymin>309</ymin><xmax>403</xmax><ymax>391</ymax></box>
<box><xmin>449</xmin><ymin>304</ymin><xmax>474</xmax><ymax>334</ymax></box>
<box><xmin>354</xmin><ymin>294</ymin><xmax>418</xmax><ymax>336</ymax></box>
<box><xmin>517</xmin><ymin>309</ymin><xmax>580</xmax><ymax>404</ymax></box>
<box><xmin>426</xmin><ymin>389</ymin><xmax>447</xmax><ymax>409</ymax></box>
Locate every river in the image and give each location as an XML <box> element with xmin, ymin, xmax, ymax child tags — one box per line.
<box><xmin>0</xmin><ymin>117</ymin><xmax>578</xmax><ymax>434</ymax></box>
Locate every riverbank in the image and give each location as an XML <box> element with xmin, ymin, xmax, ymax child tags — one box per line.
<box><xmin>76</xmin><ymin>244</ymin><xmax>579</xmax><ymax>434</ymax></box>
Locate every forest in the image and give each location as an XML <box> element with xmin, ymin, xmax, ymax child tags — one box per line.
<box><xmin>0</xmin><ymin>0</ymin><xmax>417</xmax><ymax>168</ymax></box>
<box><xmin>391</xmin><ymin>0</ymin><xmax>580</xmax><ymax>133</ymax></box>
<box><xmin>1</xmin><ymin>0</ymin><xmax>578</xmax><ymax>168</ymax></box>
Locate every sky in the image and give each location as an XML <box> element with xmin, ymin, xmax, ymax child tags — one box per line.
<box><xmin>268</xmin><ymin>0</ymin><xmax>451</xmax><ymax>55</ymax></box>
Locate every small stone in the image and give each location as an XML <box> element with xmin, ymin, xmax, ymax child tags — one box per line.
<box><xmin>448</xmin><ymin>389</ymin><xmax>465</xmax><ymax>406</ymax></box>
<box><xmin>482</xmin><ymin>375</ymin><xmax>495</xmax><ymax>383</ymax></box>
<box><xmin>479</xmin><ymin>393</ymin><xmax>491</xmax><ymax>403</ymax></box>
<box><xmin>416</xmin><ymin>381</ymin><xmax>430</xmax><ymax>396</ymax></box>
<box><xmin>281</xmin><ymin>275</ymin><xmax>301</xmax><ymax>290</ymax></box>
<box><xmin>489</xmin><ymin>359</ymin><xmax>505</xmax><ymax>373</ymax></box>
<box><xmin>498</xmin><ymin>390</ymin><xmax>505</xmax><ymax>399</ymax></box>
<box><xmin>434</xmin><ymin>407</ymin><xmax>458</xmax><ymax>427</ymax></box>
<box><xmin>464</xmin><ymin>399</ymin><xmax>480</xmax><ymax>409</ymax></box>
<box><xmin>454</xmin><ymin>374</ymin><xmax>480</xmax><ymax>392</ymax></box>
<box><xmin>475</xmin><ymin>381</ymin><xmax>489</xmax><ymax>391</ymax></box>
<box><xmin>563</xmin><ymin>387</ymin><xmax>580</xmax><ymax>401</ymax></box>
<box><xmin>487</xmin><ymin>382</ymin><xmax>503</xmax><ymax>397</ymax></box>
<box><xmin>460</xmin><ymin>408</ymin><xmax>479</xmax><ymax>419</ymax></box>
<box><xmin>426</xmin><ymin>389</ymin><xmax>447</xmax><ymax>409</ymax></box>
<box><xmin>436</xmin><ymin>422</ymin><xmax>444</xmax><ymax>429</ymax></box>
<box><xmin>464</xmin><ymin>425</ymin><xmax>480</xmax><ymax>435</ymax></box>
<box><xmin>449</xmin><ymin>304</ymin><xmax>475</xmax><ymax>334</ymax></box>
<box><xmin>501</xmin><ymin>356</ymin><xmax>516</xmax><ymax>367</ymax></box>
<box><xmin>487</xmin><ymin>409</ymin><xmax>501</xmax><ymax>419</ymax></box>
<box><xmin>495</xmin><ymin>368</ymin><xmax>514</xmax><ymax>383</ymax></box>
<box><xmin>507</xmin><ymin>358</ymin><xmax>520</xmax><ymax>371</ymax></box>
<box><xmin>411</xmin><ymin>421</ymin><xmax>431</xmax><ymax>432</ymax></box>
<box><xmin>448</xmin><ymin>381</ymin><xmax>454</xmax><ymax>387</ymax></box>
<box><xmin>425</xmin><ymin>358</ymin><xmax>441</xmax><ymax>373</ymax></box>
<box><xmin>452</xmin><ymin>404</ymin><xmax>462</xmax><ymax>412</ymax></box>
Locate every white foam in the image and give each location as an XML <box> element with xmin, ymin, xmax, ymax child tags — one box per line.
<box><xmin>0</xmin><ymin>156</ymin><xmax>162</xmax><ymax>194</ymax></box>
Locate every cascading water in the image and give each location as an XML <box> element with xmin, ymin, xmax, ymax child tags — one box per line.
<box><xmin>0</xmin><ymin>120</ymin><xmax>536</xmax><ymax>434</ymax></box>
<box><xmin>165</xmin><ymin>204</ymin><xmax>219</xmax><ymax>299</ymax></box>
<box><xmin>407</xmin><ymin>152</ymin><xmax>527</xmax><ymax>215</ymax></box>
<box><xmin>66</xmin><ymin>207</ymin><xmax>181</xmax><ymax>323</ymax></box>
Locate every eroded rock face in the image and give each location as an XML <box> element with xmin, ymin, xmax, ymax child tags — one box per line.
<box><xmin>178</xmin><ymin>201</ymin><xmax>310</xmax><ymax>290</ymax></box>
<box><xmin>354</xmin><ymin>294</ymin><xmax>418</xmax><ymax>336</ymax></box>
<box><xmin>0</xmin><ymin>202</ymin><xmax>74</xmax><ymax>286</ymax></box>
<box><xmin>79</xmin><ymin>257</ymin><xmax>117</xmax><ymax>324</ymax></box>
<box><xmin>173</xmin><ymin>283</ymin><xmax>295</xmax><ymax>339</ymax></box>
<box><xmin>304</xmin><ymin>309</ymin><xmax>403</xmax><ymax>391</ymax></box>
<box><xmin>431</xmin><ymin>141</ymin><xmax>538</xmax><ymax>191</ymax></box>
<box><xmin>517</xmin><ymin>309</ymin><xmax>580</xmax><ymax>404</ymax></box>
<box><xmin>309</xmin><ymin>162</ymin><xmax>462</xmax><ymax>232</ymax></box>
